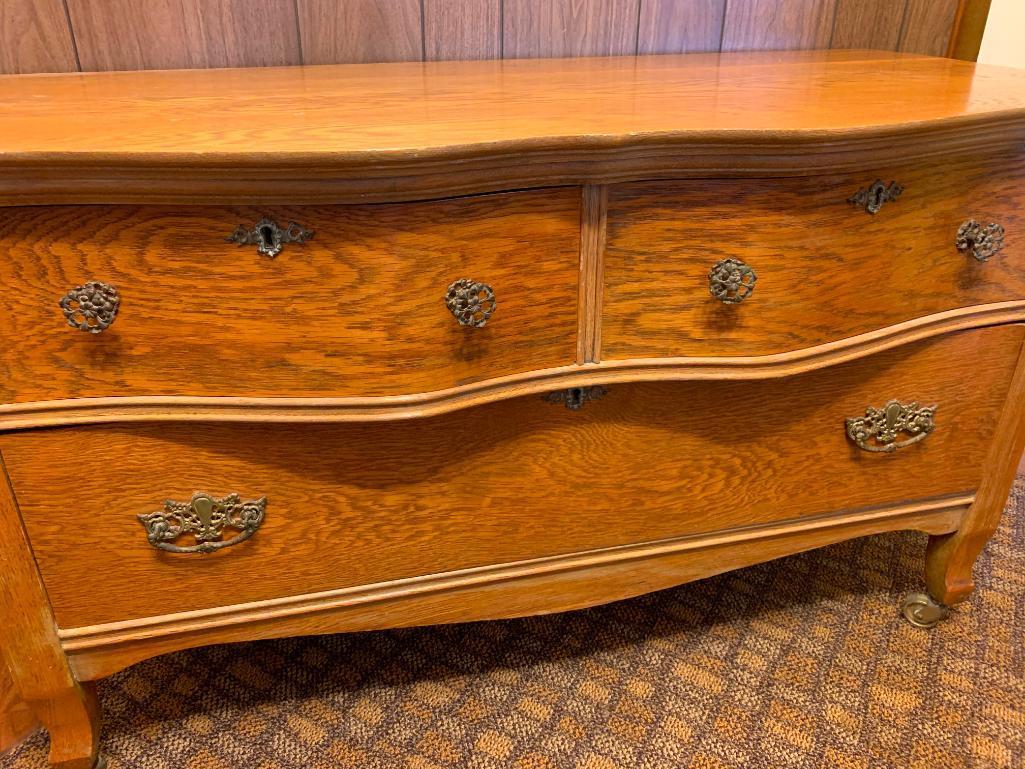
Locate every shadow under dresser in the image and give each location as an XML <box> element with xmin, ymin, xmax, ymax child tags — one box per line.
<box><xmin>2</xmin><ymin>50</ymin><xmax>1025</xmax><ymax>768</ymax></box>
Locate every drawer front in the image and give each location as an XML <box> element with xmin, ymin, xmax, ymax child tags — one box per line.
<box><xmin>0</xmin><ymin>189</ymin><xmax>580</xmax><ymax>401</ymax></box>
<box><xmin>3</xmin><ymin>325</ymin><xmax>1020</xmax><ymax>630</ymax></box>
<box><xmin>602</xmin><ymin>154</ymin><xmax>1025</xmax><ymax>359</ymax></box>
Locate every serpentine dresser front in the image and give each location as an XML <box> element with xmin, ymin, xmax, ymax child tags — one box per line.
<box><xmin>2</xmin><ymin>50</ymin><xmax>1025</xmax><ymax>768</ymax></box>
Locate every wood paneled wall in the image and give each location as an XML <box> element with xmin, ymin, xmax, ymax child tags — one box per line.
<box><xmin>0</xmin><ymin>0</ymin><xmax>989</xmax><ymax>75</ymax></box>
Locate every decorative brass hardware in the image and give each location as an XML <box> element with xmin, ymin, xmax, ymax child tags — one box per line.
<box><xmin>59</xmin><ymin>281</ymin><xmax>120</xmax><ymax>333</ymax></box>
<box><xmin>445</xmin><ymin>278</ymin><xmax>496</xmax><ymax>327</ymax></box>
<box><xmin>845</xmin><ymin>400</ymin><xmax>937</xmax><ymax>453</ymax></box>
<box><xmin>901</xmin><ymin>592</ymin><xmax>949</xmax><ymax>629</ymax></box>
<box><xmin>956</xmin><ymin>219</ymin><xmax>1005</xmax><ymax>261</ymax></box>
<box><xmin>227</xmin><ymin>218</ymin><xmax>313</xmax><ymax>258</ymax></box>
<box><xmin>544</xmin><ymin>386</ymin><xmax>608</xmax><ymax>410</ymax></box>
<box><xmin>848</xmin><ymin>179</ymin><xmax>903</xmax><ymax>214</ymax></box>
<box><xmin>137</xmin><ymin>492</ymin><xmax>266</xmax><ymax>554</ymax></box>
<box><xmin>709</xmin><ymin>258</ymin><xmax>756</xmax><ymax>304</ymax></box>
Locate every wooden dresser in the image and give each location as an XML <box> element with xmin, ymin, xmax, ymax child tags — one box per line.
<box><xmin>3</xmin><ymin>50</ymin><xmax>1025</xmax><ymax>768</ymax></box>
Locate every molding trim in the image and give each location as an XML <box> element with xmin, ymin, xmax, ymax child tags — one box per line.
<box><xmin>2</xmin><ymin>303</ymin><xmax>1024</xmax><ymax>431</ymax></box>
<box><xmin>59</xmin><ymin>493</ymin><xmax>970</xmax><ymax>680</ymax></box>
<box><xmin>1</xmin><ymin>115</ymin><xmax>1024</xmax><ymax>206</ymax></box>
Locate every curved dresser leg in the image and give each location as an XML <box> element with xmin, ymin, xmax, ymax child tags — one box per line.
<box><xmin>33</xmin><ymin>683</ymin><xmax>101</xmax><ymax>769</ymax></box>
<box><xmin>916</xmin><ymin>337</ymin><xmax>1025</xmax><ymax>625</ymax></box>
<box><xmin>0</xmin><ymin>458</ymin><xmax>102</xmax><ymax>768</ymax></box>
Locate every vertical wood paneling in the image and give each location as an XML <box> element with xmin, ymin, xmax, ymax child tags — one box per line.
<box><xmin>298</xmin><ymin>0</ymin><xmax>423</xmax><ymax>64</ymax></box>
<box><xmin>66</xmin><ymin>0</ymin><xmax>301</xmax><ymax>71</ymax></box>
<box><xmin>899</xmin><ymin>0</ymin><xmax>959</xmax><ymax>56</ymax></box>
<box><xmin>831</xmin><ymin>0</ymin><xmax>906</xmax><ymax>50</ymax></box>
<box><xmin>637</xmin><ymin>0</ymin><xmax>726</xmax><ymax>54</ymax></box>
<box><xmin>424</xmin><ymin>0</ymin><xmax>501</xmax><ymax>60</ymax></box>
<box><xmin>0</xmin><ymin>0</ymin><xmax>980</xmax><ymax>76</ymax></box>
<box><xmin>720</xmin><ymin>0</ymin><xmax>837</xmax><ymax>51</ymax></box>
<box><xmin>503</xmin><ymin>0</ymin><xmax>641</xmax><ymax>59</ymax></box>
<box><xmin>0</xmin><ymin>0</ymin><xmax>78</xmax><ymax>74</ymax></box>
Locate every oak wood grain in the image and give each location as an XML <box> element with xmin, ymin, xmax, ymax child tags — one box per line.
<box><xmin>721</xmin><ymin>0</ymin><xmax>837</xmax><ymax>51</ymax></box>
<box><xmin>2</xmin><ymin>325</ymin><xmax>1018</xmax><ymax>630</ymax></box>
<box><xmin>3</xmin><ymin>51</ymin><xmax>1024</xmax><ymax>206</ymax></box>
<box><xmin>297</xmin><ymin>0</ymin><xmax>422</xmax><ymax>64</ymax></box>
<box><xmin>0</xmin><ymin>459</ymin><xmax>99</xmax><ymax>768</ymax></box>
<box><xmin>831</xmin><ymin>0</ymin><xmax>906</xmax><ymax>51</ymax></box>
<box><xmin>636</xmin><ymin>0</ymin><xmax>726</xmax><ymax>54</ymax></box>
<box><xmin>0</xmin><ymin>190</ymin><xmax>579</xmax><ymax>402</ymax></box>
<box><xmin>424</xmin><ymin>0</ymin><xmax>501</xmax><ymax>60</ymax></box>
<box><xmin>0</xmin><ymin>662</ymin><xmax>38</xmax><ymax>756</ymax></box>
<box><xmin>66</xmin><ymin>0</ymin><xmax>302</xmax><ymax>71</ymax></box>
<box><xmin>578</xmin><ymin>184</ymin><xmax>607</xmax><ymax>364</ymax></box>
<box><xmin>0</xmin><ymin>0</ymin><xmax>78</xmax><ymax>74</ymax></box>
<box><xmin>2</xmin><ymin>303</ymin><xmax>1023</xmax><ymax>432</ymax></box>
<box><xmin>64</xmin><ymin>494</ymin><xmax>968</xmax><ymax>681</ymax></box>
<box><xmin>602</xmin><ymin>153</ymin><xmax>1025</xmax><ymax>359</ymax></box>
<box><xmin>899</xmin><ymin>0</ymin><xmax>959</xmax><ymax>56</ymax></box>
<box><xmin>502</xmin><ymin>0</ymin><xmax>640</xmax><ymax>58</ymax></box>
<box><xmin>927</xmin><ymin>330</ymin><xmax>1025</xmax><ymax>604</ymax></box>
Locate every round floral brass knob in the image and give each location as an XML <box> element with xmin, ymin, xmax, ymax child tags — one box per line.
<box><xmin>59</xmin><ymin>281</ymin><xmax>120</xmax><ymax>333</ymax></box>
<box><xmin>445</xmin><ymin>278</ymin><xmax>496</xmax><ymax>327</ymax></box>
<box><xmin>956</xmin><ymin>219</ymin><xmax>1005</xmax><ymax>261</ymax></box>
<box><xmin>709</xmin><ymin>258</ymin><xmax>756</xmax><ymax>304</ymax></box>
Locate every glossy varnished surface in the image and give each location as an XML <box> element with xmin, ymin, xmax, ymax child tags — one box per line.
<box><xmin>3</xmin><ymin>50</ymin><xmax>1023</xmax><ymax>157</ymax></box>
<box><xmin>0</xmin><ymin>190</ymin><xmax>579</xmax><ymax>400</ymax></box>
<box><xmin>3</xmin><ymin>325</ymin><xmax>1019</xmax><ymax>629</ymax></box>
<box><xmin>2</xmin><ymin>51</ymin><xmax>1025</xmax><ymax>204</ymax></box>
<box><xmin>602</xmin><ymin>154</ymin><xmax>1025</xmax><ymax>358</ymax></box>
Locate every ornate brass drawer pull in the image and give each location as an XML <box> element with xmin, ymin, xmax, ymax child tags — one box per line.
<box><xmin>956</xmin><ymin>219</ymin><xmax>1005</xmax><ymax>261</ymax></box>
<box><xmin>848</xmin><ymin>179</ymin><xmax>903</xmax><ymax>214</ymax></box>
<box><xmin>544</xmin><ymin>386</ymin><xmax>608</xmax><ymax>410</ymax></box>
<box><xmin>59</xmin><ymin>281</ymin><xmax>120</xmax><ymax>333</ymax></box>
<box><xmin>709</xmin><ymin>258</ymin><xmax>756</xmax><ymax>304</ymax></box>
<box><xmin>846</xmin><ymin>400</ymin><xmax>937</xmax><ymax>453</ymax></box>
<box><xmin>227</xmin><ymin>218</ymin><xmax>313</xmax><ymax>258</ymax></box>
<box><xmin>137</xmin><ymin>492</ymin><xmax>267</xmax><ymax>554</ymax></box>
<box><xmin>445</xmin><ymin>278</ymin><xmax>496</xmax><ymax>327</ymax></box>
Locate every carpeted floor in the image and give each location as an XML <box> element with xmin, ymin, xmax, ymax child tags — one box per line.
<box><xmin>4</xmin><ymin>482</ymin><xmax>1025</xmax><ymax>769</ymax></box>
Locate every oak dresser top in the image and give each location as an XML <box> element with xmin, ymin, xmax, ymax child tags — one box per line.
<box><xmin>2</xmin><ymin>49</ymin><xmax>1024</xmax><ymax>204</ymax></box>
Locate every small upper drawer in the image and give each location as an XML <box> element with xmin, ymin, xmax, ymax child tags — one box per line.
<box><xmin>601</xmin><ymin>154</ymin><xmax>1025</xmax><ymax>360</ymax></box>
<box><xmin>0</xmin><ymin>189</ymin><xmax>580</xmax><ymax>402</ymax></box>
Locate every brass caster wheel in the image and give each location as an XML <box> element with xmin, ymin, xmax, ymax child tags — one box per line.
<box><xmin>901</xmin><ymin>592</ymin><xmax>950</xmax><ymax>629</ymax></box>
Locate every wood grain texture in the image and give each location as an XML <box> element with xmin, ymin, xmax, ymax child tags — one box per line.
<box><xmin>602</xmin><ymin>153</ymin><xmax>1025</xmax><ymax>359</ymax></box>
<box><xmin>899</xmin><ymin>0</ymin><xmax>959</xmax><ymax>56</ymax></box>
<box><xmin>297</xmin><ymin>0</ymin><xmax>422</xmax><ymax>64</ymax></box>
<box><xmin>926</xmin><ymin>332</ymin><xmax>1025</xmax><ymax>605</ymax></box>
<box><xmin>577</xmin><ymin>184</ymin><xmax>607</xmax><ymax>364</ymax></box>
<box><xmin>720</xmin><ymin>0</ymin><xmax>837</xmax><ymax>51</ymax></box>
<box><xmin>948</xmin><ymin>0</ymin><xmax>992</xmax><ymax>61</ymax></box>
<box><xmin>66</xmin><ymin>0</ymin><xmax>301</xmax><ymax>71</ymax></box>
<box><xmin>64</xmin><ymin>494</ymin><xmax>968</xmax><ymax>681</ymax></box>
<box><xmin>503</xmin><ymin>0</ymin><xmax>640</xmax><ymax>58</ymax></box>
<box><xmin>424</xmin><ymin>0</ymin><xmax>501</xmax><ymax>60</ymax></box>
<box><xmin>636</xmin><ymin>0</ymin><xmax>726</xmax><ymax>54</ymax></box>
<box><xmin>0</xmin><ymin>662</ymin><xmax>38</xmax><ymax>756</ymax></box>
<box><xmin>3</xmin><ymin>51</ymin><xmax>1025</xmax><ymax>206</ymax></box>
<box><xmin>831</xmin><ymin>0</ymin><xmax>906</xmax><ymax>50</ymax></box>
<box><xmin>1</xmin><ymin>303</ymin><xmax>1023</xmax><ymax>432</ymax></box>
<box><xmin>0</xmin><ymin>0</ymin><xmax>78</xmax><ymax>74</ymax></box>
<box><xmin>2</xmin><ymin>325</ymin><xmax>1018</xmax><ymax>630</ymax></box>
<box><xmin>0</xmin><ymin>190</ymin><xmax>579</xmax><ymax>402</ymax></box>
<box><xmin>0</xmin><ymin>459</ymin><xmax>99</xmax><ymax>768</ymax></box>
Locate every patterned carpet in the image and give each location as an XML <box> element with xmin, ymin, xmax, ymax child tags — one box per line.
<box><xmin>4</xmin><ymin>483</ymin><xmax>1025</xmax><ymax>769</ymax></box>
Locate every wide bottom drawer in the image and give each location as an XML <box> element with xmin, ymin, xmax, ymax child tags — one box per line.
<box><xmin>1</xmin><ymin>325</ymin><xmax>1020</xmax><ymax>630</ymax></box>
